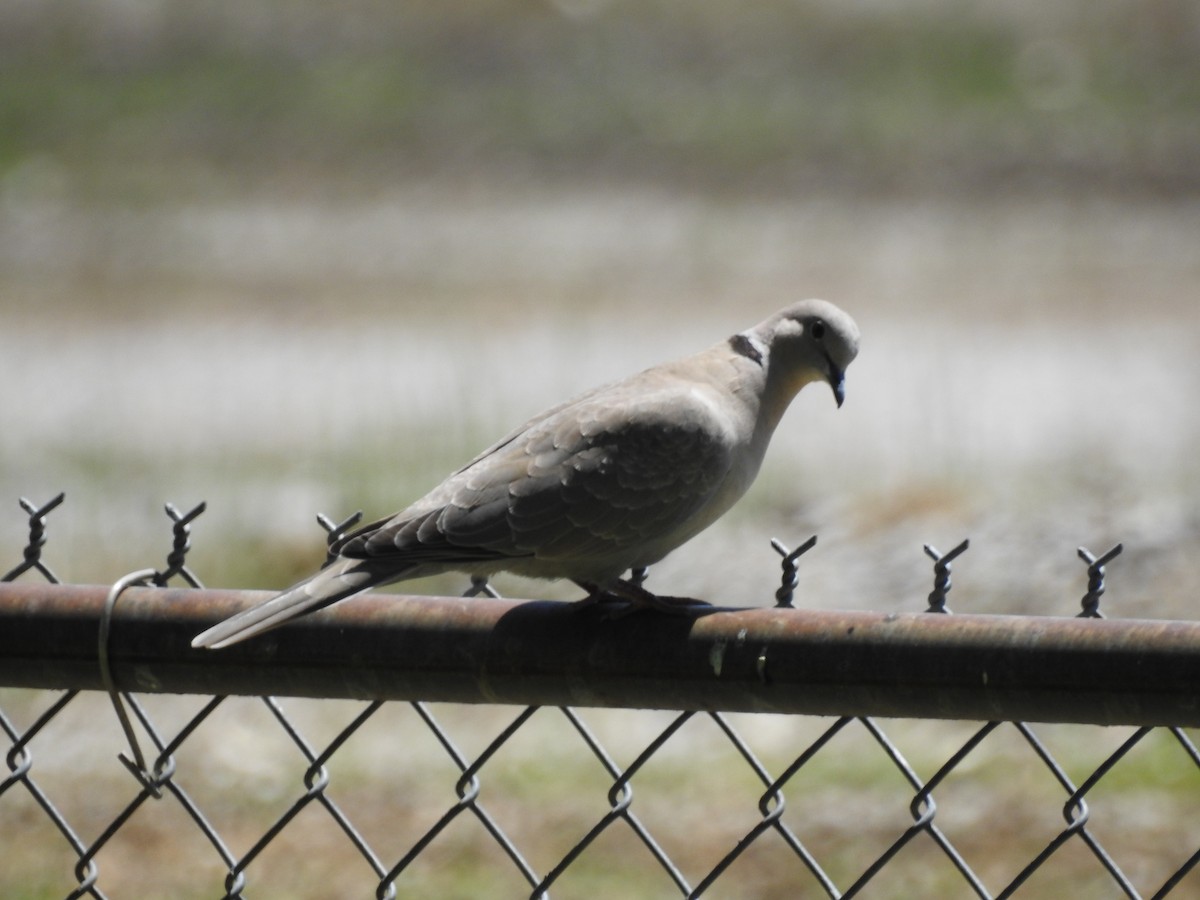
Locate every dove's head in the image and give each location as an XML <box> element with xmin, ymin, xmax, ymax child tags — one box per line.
<box><xmin>753</xmin><ymin>299</ymin><xmax>860</xmax><ymax>408</ymax></box>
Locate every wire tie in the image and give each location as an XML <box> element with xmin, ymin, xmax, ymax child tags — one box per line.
<box><xmin>99</xmin><ymin>568</ymin><xmax>162</xmax><ymax>797</ymax></box>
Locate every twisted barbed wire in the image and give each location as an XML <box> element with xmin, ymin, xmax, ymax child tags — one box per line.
<box><xmin>1077</xmin><ymin>543</ymin><xmax>1123</xmax><ymax>619</ymax></box>
<box><xmin>2</xmin><ymin>492</ymin><xmax>65</xmax><ymax>583</ymax></box>
<box><xmin>923</xmin><ymin>538</ymin><xmax>970</xmax><ymax>613</ymax></box>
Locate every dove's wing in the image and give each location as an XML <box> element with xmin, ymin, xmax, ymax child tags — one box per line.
<box><xmin>337</xmin><ymin>376</ymin><xmax>739</xmax><ymax>581</ymax></box>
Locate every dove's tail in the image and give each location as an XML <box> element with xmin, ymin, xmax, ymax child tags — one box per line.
<box><xmin>192</xmin><ymin>558</ymin><xmax>393</xmax><ymax>650</ymax></box>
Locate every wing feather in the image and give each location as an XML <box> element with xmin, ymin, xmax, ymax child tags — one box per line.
<box><xmin>333</xmin><ymin>376</ymin><xmax>737</xmax><ymax>575</ymax></box>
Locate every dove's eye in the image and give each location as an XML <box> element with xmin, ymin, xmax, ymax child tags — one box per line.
<box><xmin>810</xmin><ymin>320</ymin><xmax>827</xmax><ymax>340</ymax></box>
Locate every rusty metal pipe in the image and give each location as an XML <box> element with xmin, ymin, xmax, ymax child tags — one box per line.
<box><xmin>1</xmin><ymin>582</ymin><xmax>1197</xmax><ymax>726</ymax></box>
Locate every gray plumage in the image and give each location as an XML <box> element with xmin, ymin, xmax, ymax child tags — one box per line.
<box><xmin>193</xmin><ymin>299</ymin><xmax>860</xmax><ymax>649</ymax></box>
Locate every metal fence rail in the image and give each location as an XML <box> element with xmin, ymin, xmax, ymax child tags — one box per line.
<box><xmin>3</xmin><ymin>582</ymin><xmax>1200</xmax><ymax>726</ymax></box>
<box><xmin>2</xmin><ymin>494</ymin><xmax>1199</xmax><ymax>899</ymax></box>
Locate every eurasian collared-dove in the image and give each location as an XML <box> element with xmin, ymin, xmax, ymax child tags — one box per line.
<box><xmin>193</xmin><ymin>299</ymin><xmax>859</xmax><ymax>649</ymax></box>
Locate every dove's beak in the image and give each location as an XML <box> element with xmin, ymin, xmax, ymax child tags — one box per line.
<box><xmin>825</xmin><ymin>356</ymin><xmax>846</xmax><ymax>408</ymax></box>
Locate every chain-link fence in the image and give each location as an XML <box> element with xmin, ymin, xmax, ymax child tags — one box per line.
<box><xmin>2</xmin><ymin>493</ymin><xmax>1199</xmax><ymax>899</ymax></box>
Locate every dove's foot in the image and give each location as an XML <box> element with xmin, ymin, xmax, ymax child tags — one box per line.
<box><xmin>572</xmin><ymin>578</ymin><xmax>711</xmax><ymax>617</ymax></box>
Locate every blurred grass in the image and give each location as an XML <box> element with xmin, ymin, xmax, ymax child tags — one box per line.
<box><xmin>1</xmin><ymin>0</ymin><xmax>1197</xmax><ymax>202</ymax></box>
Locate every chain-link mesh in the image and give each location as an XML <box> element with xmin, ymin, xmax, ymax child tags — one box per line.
<box><xmin>2</xmin><ymin>494</ymin><xmax>1198</xmax><ymax>899</ymax></box>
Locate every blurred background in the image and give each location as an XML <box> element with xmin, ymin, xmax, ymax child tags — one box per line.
<box><xmin>3</xmin><ymin>3</ymin><xmax>1200</xmax><ymax>897</ymax></box>
<box><xmin>1</xmin><ymin>0</ymin><xmax>1198</xmax><ymax>609</ymax></box>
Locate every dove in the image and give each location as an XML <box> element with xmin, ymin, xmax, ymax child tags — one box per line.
<box><xmin>193</xmin><ymin>299</ymin><xmax>859</xmax><ymax>648</ymax></box>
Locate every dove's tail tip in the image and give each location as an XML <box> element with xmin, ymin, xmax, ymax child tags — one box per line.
<box><xmin>191</xmin><ymin>564</ymin><xmax>378</xmax><ymax>650</ymax></box>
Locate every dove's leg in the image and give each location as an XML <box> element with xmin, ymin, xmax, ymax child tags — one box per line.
<box><xmin>572</xmin><ymin>579</ymin><xmax>711</xmax><ymax>615</ymax></box>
